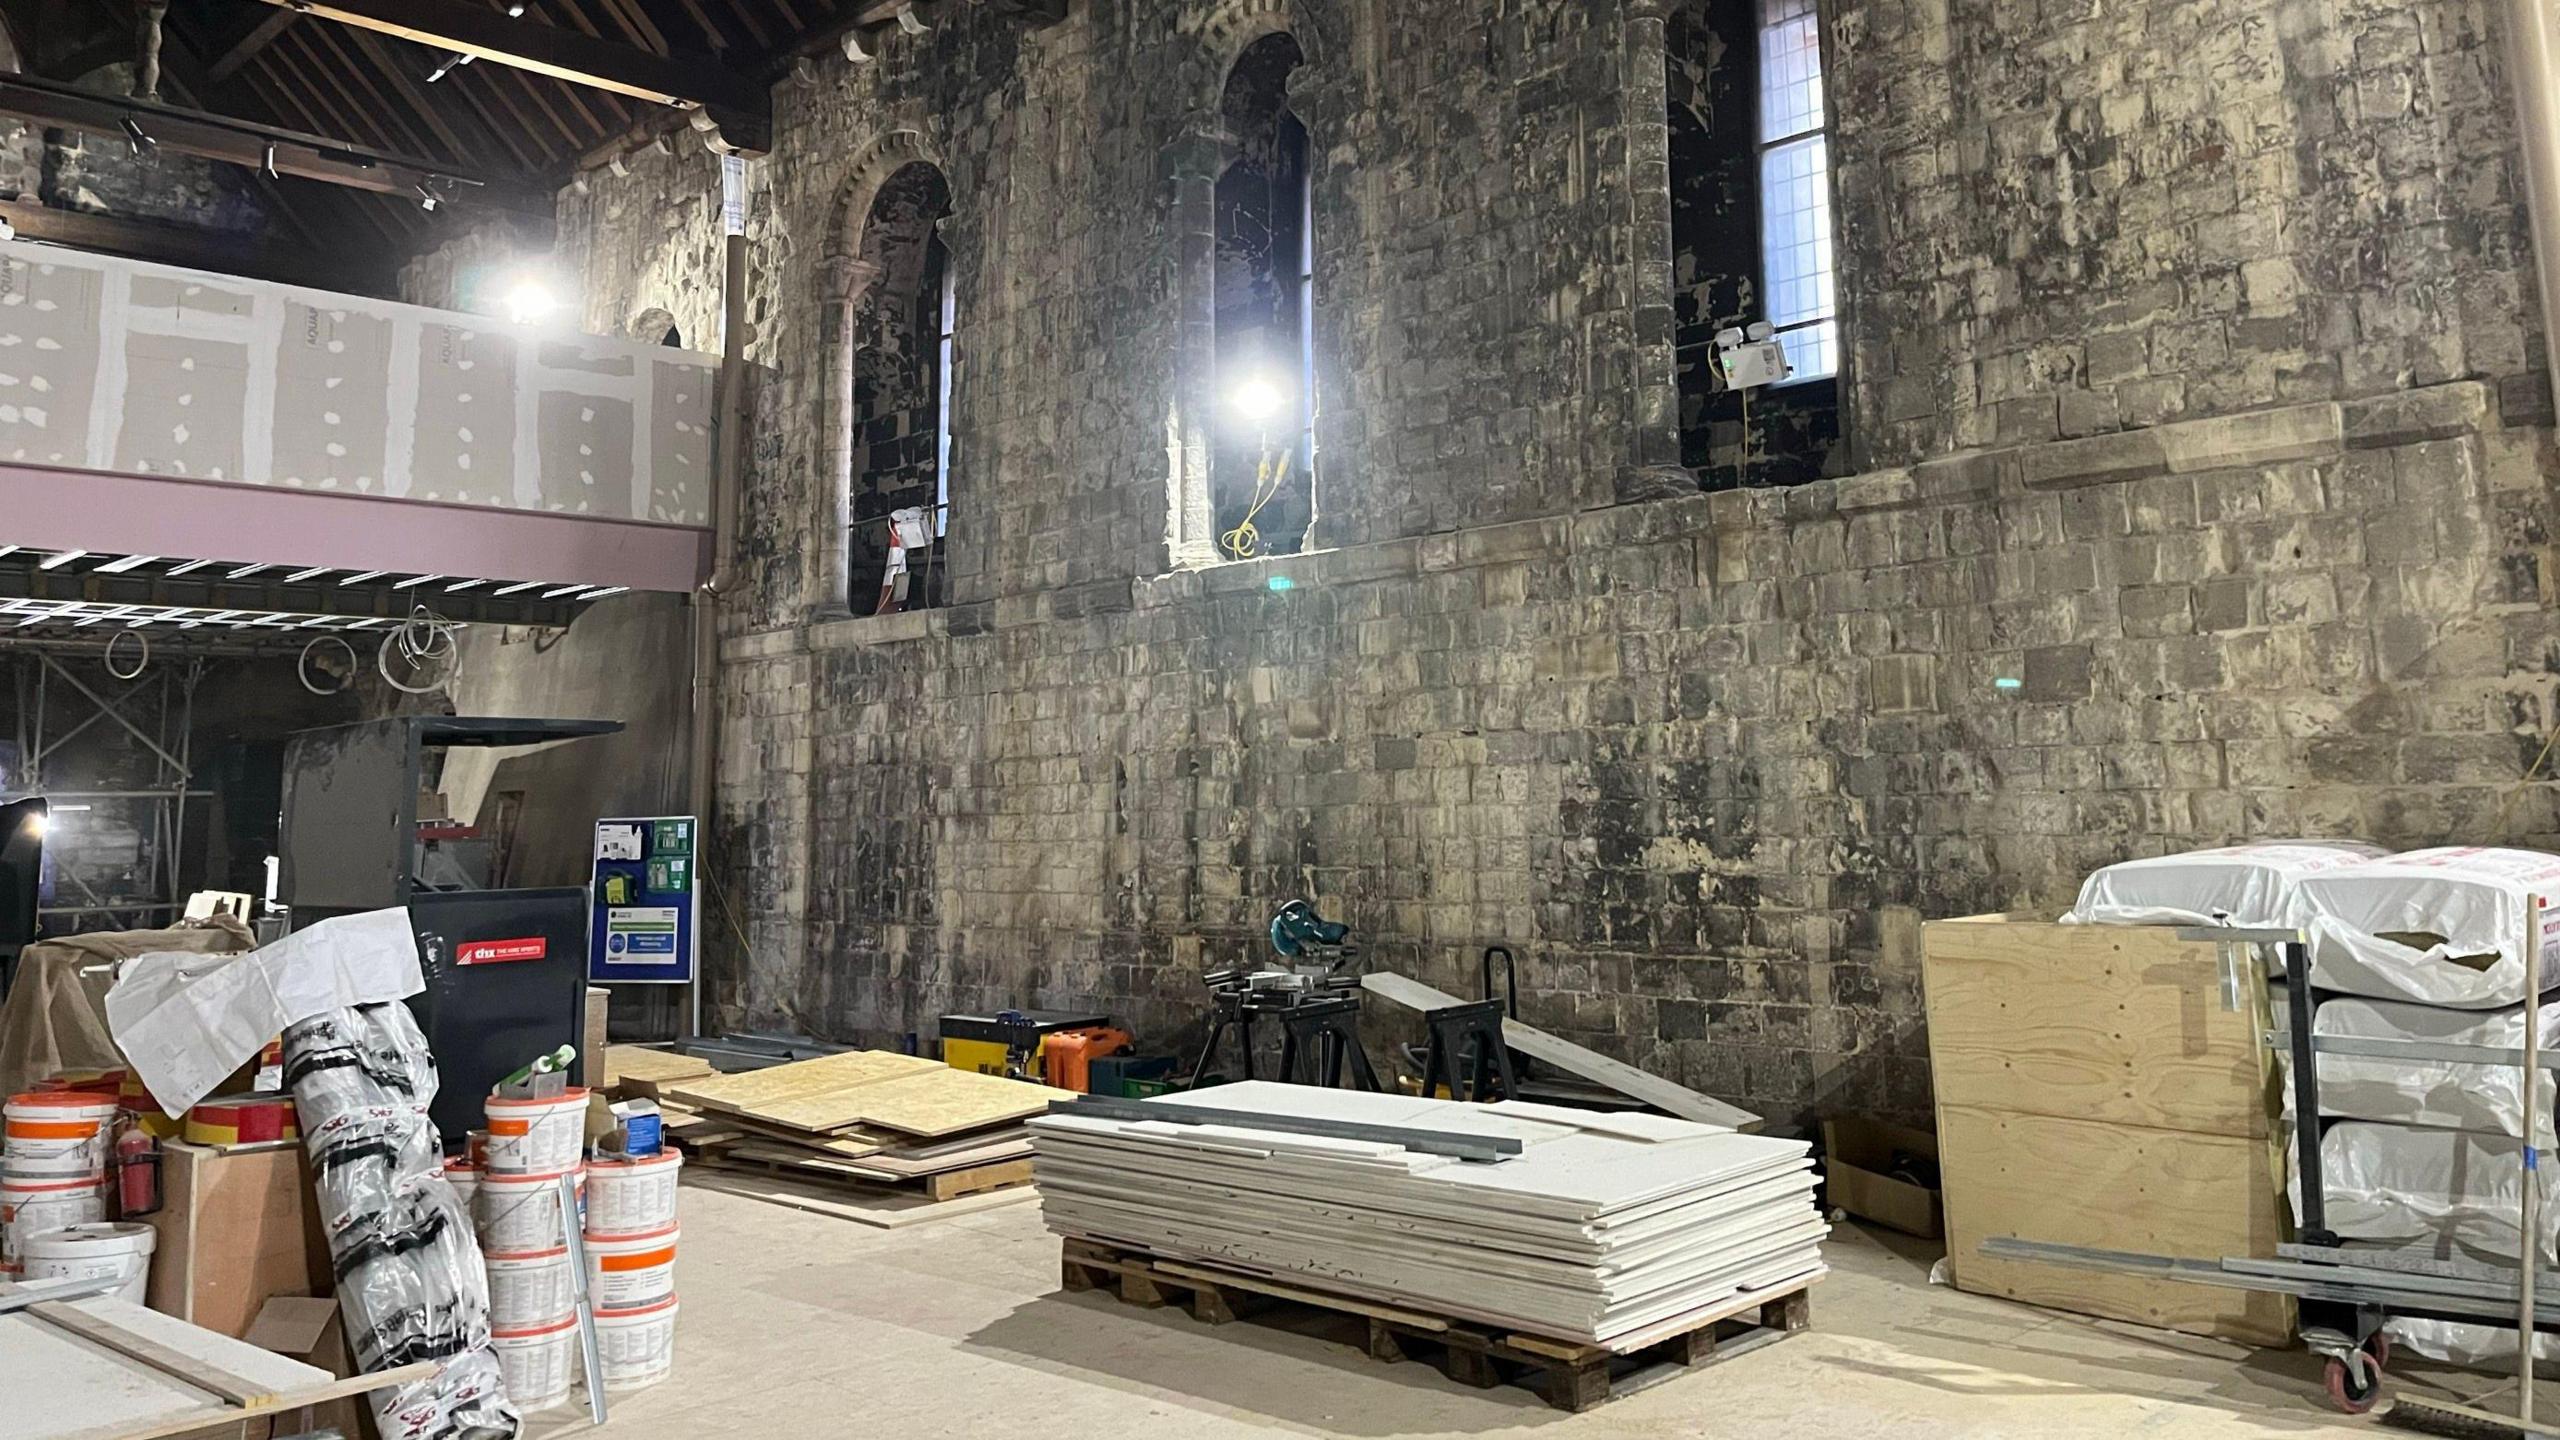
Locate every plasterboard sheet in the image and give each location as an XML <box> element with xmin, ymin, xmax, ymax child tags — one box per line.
<box><xmin>0</xmin><ymin>238</ymin><xmax>716</xmax><ymax>525</ymax></box>
<box><xmin>1032</xmin><ymin>1085</ymin><xmax>1825</xmax><ymax>1345</ymax></box>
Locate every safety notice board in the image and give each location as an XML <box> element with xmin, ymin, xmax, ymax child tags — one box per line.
<box><xmin>589</xmin><ymin>815</ymin><xmax>698</xmax><ymax>984</ymax></box>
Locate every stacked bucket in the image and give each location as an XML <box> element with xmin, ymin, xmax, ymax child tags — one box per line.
<box><xmin>474</xmin><ymin>1085</ymin><xmax>591</xmax><ymax>1411</ymax></box>
<box><xmin>584</xmin><ymin>1148</ymin><xmax>681</xmax><ymax>1392</ymax></box>
<box><xmin>2</xmin><ymin>1082</ymin><xmax>119</xmax><ymax>1281</ymax></box>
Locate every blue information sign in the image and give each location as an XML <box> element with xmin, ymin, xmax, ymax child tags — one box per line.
<box><xmin>589</xmin><ymin>815</ymin><xmax>699</xmax><ymax>985</ymax></box>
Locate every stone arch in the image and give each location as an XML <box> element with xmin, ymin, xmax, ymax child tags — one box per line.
<box><xmin>1179</xmin><ymin>0</ymin><xmax>1316</xmax><ymax>123</ymax></box>
<box><xmin>814</xmin><ymin>128</ymin><xmax>948</xmax><ymax>617</ymax></box>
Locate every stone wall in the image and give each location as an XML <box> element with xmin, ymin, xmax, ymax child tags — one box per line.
<box><xmin>523</xmin><ymin>0</ymin><xmax>2556</xmax><ymax>1125</ymax></box>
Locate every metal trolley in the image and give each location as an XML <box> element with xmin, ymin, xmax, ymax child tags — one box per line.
<box><xmin>1984</xmin><ymin>919</ymin><xmax>2560</xmax><ymax>1427</ymax></box>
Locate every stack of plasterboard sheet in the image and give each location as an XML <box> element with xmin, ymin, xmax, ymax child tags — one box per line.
<box><xmin>1028</xmin><ymin>1082</ymin><xmax>1825</xmax><ymax>1348</ymax></box>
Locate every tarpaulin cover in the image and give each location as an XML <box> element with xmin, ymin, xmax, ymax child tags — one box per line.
<box><xmin>287</xmin><ymin>1001</ymin><xmax>517</xmax><ymax>1440</ymax></box>
<box><xmin>2289</xmin><ymin>1120</ymin><xmax>2559</xmax><ymax>1265</ymax></box>
<box><xmin>2275</xmin><ymin>996</ymin><xmax>2559</xmax><ymax>1145</ymax></box>
<box><xmin>2064</xmin><ymin>841</ymin><xmax>2384</xmax><ymax>928</ymax></box>
<box><xmin>2296</xmin><ymin>846</ymin><xmax>2560</xmax><ymax>1007</ymax></box>
<box><xmin>0</xmin><ymin>918</ymin><xmax>249</xmax><ymax>1096</ymax></box>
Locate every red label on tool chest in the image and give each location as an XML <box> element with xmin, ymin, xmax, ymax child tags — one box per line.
<box><xmin>458</xmin><ymin>937</ymin><xmax>548</xmax><ymax>965</ymax></box>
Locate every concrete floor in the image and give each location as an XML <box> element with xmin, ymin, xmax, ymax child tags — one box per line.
<box><xmin>521</xmin><ymin>1181</ymin><xmax>2453</xmax><ymax>1438</ymax></box>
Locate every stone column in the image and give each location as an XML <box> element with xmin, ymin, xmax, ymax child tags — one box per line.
<box><xmin>813</xmin><ymin>254</ymin><xmax>884</xmax><ymax>617</ymax></box>
<box><xmin>1620</xmin><ymin>0</ymin><xmax>1701</xmax><ymax>503</ymax></box>
<box><xmin>1163</xmin><ymin>127</ymin><xmax>1227</xmax><ymax>570</ymax></box>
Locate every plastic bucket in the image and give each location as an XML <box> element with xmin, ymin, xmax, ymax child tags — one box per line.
<box><xmin>1</xmin><ymin>1173</ymin><xmax>105</xmax><ymax>1269</ymax></box>
<box><xmin>444</xmin><ymin>1157</ymin><xmax>481</xmax><ymax>1211</ymax></box>
<box><xmin>594</xmin><ymin>1294</ymin><xmax>678</xmax><ymax>1390</ymax></box>
<box><xmin>484</xmin><ymin>1089</ymin><xmax>588</xmax><ymax>1175</ymax></box>
<box><xmin>5</xmin><ymin>1093</ymin><xmax>119</xmax><ymax>1175</ymax></box>
<box><xmin>19</xmin><ymin>1221</ymin><xmax>155</xmax><ymax>1304</ymax></box>
<box><xmin>484</xmin><ymin>1245</ymin><xmax>576</xmax><ymax>1327</ymax></box>
<box><xmin>584</xmin><ymin>1151</ymin><xmax>681</xmax><ymax>1237</ymax></box>
<box><xmin>584</xmin><ymin>1224</ymin><xmax>677</xmax><ymax>1310</ymax></box>
<box><xmin>475</xmin><ymin>1166</ymin><xmax>581</xmax><ymax>1252</ymax></box>
<box><xmin>489</xmin><ymin>1312</ymin><xmax>579</xmax><ymax>1411</ymax></box>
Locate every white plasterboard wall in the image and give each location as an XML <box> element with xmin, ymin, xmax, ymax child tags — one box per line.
<box><xmin>0</xmin><ymin>238</ymin><xmax>714</xmax><ymax>526</ymax></box>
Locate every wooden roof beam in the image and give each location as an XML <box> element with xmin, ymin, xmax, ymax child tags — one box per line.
<box><xmin>206</xmin><ymin>9</ymin><xmax>299</xmax><ymax>84</ymax></box>
<box><xmin>250</xmin><ymin>0</ymin><xmax>770</xmax><ymax>152</ymax></box>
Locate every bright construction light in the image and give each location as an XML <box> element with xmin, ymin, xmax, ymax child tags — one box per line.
<box><xmin>22</xmin><ymin>812</ymin><xmax>44</xmax><ymax>839</ymax></box>
<box><xmin>1229</xmin><ymin>375</ymin><xmax>1286</xmax><ymax>424</ymax></box>
<box><xmin>503</xmin><ymin>275</ymin><xmax>562</xmax><ymax>326</ymax></box>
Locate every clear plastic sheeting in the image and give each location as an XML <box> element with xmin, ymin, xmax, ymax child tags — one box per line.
<box><xmin>287</xmin><ymin>1002</ymin><xmax>518</xmax><ymax>1440</ymax></box>
<box><xmin>2274</xmin><ymin>997</ymin><xmax>2560</xmax><ymax>1145</ymax></box>
<box><xmin>2063</xmin><ymin>841</ymin><xmax>2384</xmax><ymax>928</ymax></box>
<box><xmin>2289</xmin><ymin>1120</ymin><xmax>2560</xmax><ymax>1265</ymax></box>
<box><xmin>2296</xmin><ymin>846</ymin><xmax>2560</xmax><ymax>1007</ymax></box>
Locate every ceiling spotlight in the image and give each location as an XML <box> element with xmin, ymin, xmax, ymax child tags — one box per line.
<box><xmin>417</xmin><ymin>185</ymin><xmax>441</xmax><ymax>212</ymax></box>
<box><xmin>842</xmin><ymin>29</ymin><xmax>874</xmax><ymax>61</ymax></box>
<box><xmin>1228</xmin><ymin>375</ymin><xmax>1286</xmax><ymax>425</ymax></box>
<box><xmin>507</xmin><ymin>2</ymin><xmax>526</xmax><ymax>13</ymax></box>
<box><xmin>120</xmin><ymin>117</ymin><xmax>154</xmax><ymax>155</ymax></box>
<box><xmin>896</xmin><ymin>6</ymin><xmax>928</xmax><ymax>34</ymax></box>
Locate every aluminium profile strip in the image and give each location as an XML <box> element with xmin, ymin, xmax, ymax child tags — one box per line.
<box><xmin>1048</xmin><ymin>1095</ymin><xmax>1525</xmax><ymax>1163</ymax></box>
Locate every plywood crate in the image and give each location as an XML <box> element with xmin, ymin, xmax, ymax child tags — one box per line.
<box><xmin>1923</xmin><ymin>913</ymin><xmax>2292</xmax><ymax>1346</ymax></box>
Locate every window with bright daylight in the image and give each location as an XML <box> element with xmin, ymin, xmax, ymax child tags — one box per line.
<box><xmin>1758</xmin><ymin>0</ymin><xmax>1835</xmax><ymax>383</ymax></box>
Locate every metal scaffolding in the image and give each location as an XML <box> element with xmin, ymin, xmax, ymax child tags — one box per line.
<box><xmin>8</xmin><ymin>650</ymin><xmax>212</xmax><ymax>933</ymax></box>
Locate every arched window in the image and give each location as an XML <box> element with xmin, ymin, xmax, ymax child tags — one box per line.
<box><xmin>844</xmin><ymin>163</ymin><xmax>953</xmax><ymax>614</ymax></box>
<box><xmin>1210</xmin><ymin>33</ymin><xmax>1315</xmax><ymax>561</ymax></box>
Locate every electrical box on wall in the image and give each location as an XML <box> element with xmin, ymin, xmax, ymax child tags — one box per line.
<box><xmin>589</xmin><ymin>815</ymin><xmax>699</xmax><ymax>985</ymax></box>
<box><xmin>1715</xmin><ymin>323</ymin><xmax>1792</xmax><ymax>391</ymax></box>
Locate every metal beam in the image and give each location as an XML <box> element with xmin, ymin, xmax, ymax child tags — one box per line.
<box><xmin>0</xmin><ymin>73</ymin><xmax>548</xmax><ymax>213</ymax></box>
<box><xmin>250</xmin><ymin>0</ymin><xmax>770</xmax><ymax>151</ymax></box>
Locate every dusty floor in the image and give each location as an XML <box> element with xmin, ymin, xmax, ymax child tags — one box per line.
<box><xmin>522</xmin><ymin>1180</ymin><xmax>2512</xmax><ymax>1438</ymax></box>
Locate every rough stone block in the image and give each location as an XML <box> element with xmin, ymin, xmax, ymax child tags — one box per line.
<box><xmin>2021</xmin><ymin>643</ymin><xmax>2094</xmax><ymax>702</ymax></box>
<box><xmin>2018</xmin><ymin>429</ymin><xmax>2170</xmax><ymax>490</ymax></box>
<box><xmin>2343</xmin><ymin>382</ymin><xmax>2493</xmax><ymax>450</ymax></box>
<box><xmin>2159</xmin><ymin>401</ymin><xmax>2344</xmax><ymax>473</ymax></box>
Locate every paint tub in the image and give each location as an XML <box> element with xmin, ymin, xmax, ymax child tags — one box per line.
<box><xmin>583</xmin><ymin>1224</ymin><xmax>677</xmax><ymax>1310</ymax></box>
<box><xmin>1</xmin><ymin>1173</ymin><xmax>105</xmax><ymax>1271</ymax></box>
<box><xmin>475</xmin><ymin>1166</ymin><xmax>581</xmax><ymax>1252</ymax></box>
<box><xmin>583</xmin><ymin>1151</ymin><xmax>681</xmax><ymax>1237</ymax></box>
<box><xmin>594</xmin><ymin>1294</ymin><xmax>678</xmax><ymax>1390</ymax></box>
<box><xmin>484</xmin><ymin>1244</ymin><xmax>576</xmax><ymax>1327</ymax></box>
<box><xmin>5</xmin><ymin>1092</ymin><xmax>119</xmax><ymax>1176</ymax></box>
<box><xmin>19</xmin><ymin>1221</ymin><xmax>155</xmax><ymax>1304</ymax></box>
<box><xmin>489</xmin><ymin>1312</ymin><xmax>580</xmax><ymax>1411</ymax></box>
<box><xmin>483</xmin><ymin>1089</ymin><xmax>588</xmax><ymax>1175</ymax></box>
<box><xmin>444</xmin><ymin>1156</ymin><xmax>482</xmax><ymax>1210</ymax></box>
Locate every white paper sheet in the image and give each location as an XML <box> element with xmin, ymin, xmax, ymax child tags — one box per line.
<box><xmin>2063</xmin><ymin>840</ymin><xmax>2383</xmax><ymax>927</ymax></box>
<box><xmin>104</xmin><ymin>908</ymin><xmax>424</xmax><ymax>1115</ymax></box>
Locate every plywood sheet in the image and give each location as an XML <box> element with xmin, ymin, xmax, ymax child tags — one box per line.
<box><xmin>686</xmin><ymin>1169</ymin><xmax>1039</xmax><ymax>1229</ymax></box>
<box><xmin>603</xmin><ymin>1044</ymin><xmax>716</xmax><ymax>1096</ymax></box>
<box><xmin>661</xmin><ymin>1049</ymin><xmax>939</xmax><ymax>1119</ymax></box>
<box><xmin>1924</xmin><ymin>915</ymin><xmax>2276</xmax><ymax>1137</ymax></box>
<box><xmin>755</xmin><ymin>1066</ymin><xmax>1069</xmax><ymax>1138</ymax></box>
<box><xmin>1937</xmin><ymin>1104</ymin><xmax>2292</xmax><ymax>1346</ymax></box>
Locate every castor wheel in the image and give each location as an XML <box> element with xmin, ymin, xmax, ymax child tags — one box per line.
<box><xmin>2324</xmin><ymin>1345</ymin><xmax>2385</xmax><ymax>1415</ymax></box>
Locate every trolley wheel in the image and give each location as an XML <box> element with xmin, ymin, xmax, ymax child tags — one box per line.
<box><xmin>2368</xmin><ymin>1330</ymin><xmax>2391</xmax><ymax>1370</ymax></box>
<box><xmin>2325</xmin><ymin>1351</ymin><xmax>2383</xmax><ymax>1414</ymax></box>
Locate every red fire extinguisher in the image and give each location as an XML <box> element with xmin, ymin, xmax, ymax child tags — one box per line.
<box><xmin>115</xmin><ymin>1126</ymin><xmax>161</xmax><ymax>1219</ymax></box>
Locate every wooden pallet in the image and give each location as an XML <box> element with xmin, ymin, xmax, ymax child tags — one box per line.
<box><xmin>1058</xmin><ymin>1237</ymin><xmax>1813</xmax><ymax>1412</ymax></box>
<box><xmin>693</xmin><ymin>1146</ymin><xmax>1034</xmax><ymax>1203</ymax></box>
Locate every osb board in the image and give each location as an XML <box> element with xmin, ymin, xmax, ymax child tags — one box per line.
<box><xmin>604</xmin><ymin>1044</ymin><xmax>715</xmax><ymax>1095</ymax></box>
<box><xmin>745</xmin><ymin>1065</ymin><xmax>1069</xmax><ymax>1139</ymax></box>
<box><xmin>1923</xmin><ymin>914</ymin><xmax>2277</xmax><ymax>1138</ymax></box>
<box><xmin>713</xmin><ymin>1112</ymin><xmax>890</xmax><ymax>1158</ymax></box>
<box><xmin>1937</xmin><ymin>1104</ymin><xmax>2292</xmax><ymax>1347</ymax></box>
<box><xmin>661</xmin><ymin>1049</ymin><xmax>940</xmax><ymax>1120</ymax></box>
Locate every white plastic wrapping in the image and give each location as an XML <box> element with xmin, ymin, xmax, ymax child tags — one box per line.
<box><xmin>2275</xmin><ymin>997</ymin><xmax>2560</xmax><ymax>1144</ymax></box>
<box><xmin>2064</xmin><ymin>841</ymin><xmax>2385</xmax><ymax>928</ymax></box>
<box><xmin>288</xmin><ymin>1003</ymin><xmax>518</xmax><ymax>1440</ymax></box>
<box><xmin>2296</xmin><ymin>846</ymin><xmax>2560</xmax><ymax>1007</ymax></box>
<box><xmin>2288</xmin><ymin>1120</ymin><xmax>2560</xmax><ymax>1265</ymax></box>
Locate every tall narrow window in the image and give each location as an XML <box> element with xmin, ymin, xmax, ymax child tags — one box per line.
<box><xmin>1211</xmin><ymin>33</ymin><xmax>1315</xmax><ymax>561</ymax></box>
<box><xmin>1668</xmin><ymin>0</ymin><xmax>1843</xmax><ymax>484</ymax></box>
<box><xmin>844</xmin><ymin>163</ymin><xmax>953</xmax><ymax>613</ymax></box>
<box><xmin>935</xmin><ymin>258</ymin><xmax>955</xmax><ymax>540</ymax></box>
<box><xmin>1758</xmin><ymin>0</ymin><xmax>1835</xmax><ymax>383</ymax></box>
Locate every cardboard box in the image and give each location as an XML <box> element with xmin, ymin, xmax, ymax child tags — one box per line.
<box><xmin>143</xmin><ymin>1139</ymin><xmax>333</xmax><ymax>1339</ymax></box>
<box><xmin>1821</xmin><ymin>1116</ymin><xmax>1944</xmax><ymax>1239</ymax></box>
<box><xmin>246</xmin><ymin>1295</ymin><xmax>371</xmax><ymax>1440</ymax></box>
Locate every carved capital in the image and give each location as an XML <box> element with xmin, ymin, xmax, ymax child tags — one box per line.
<box><xmin>1626</xmin><ymin>0</ymin><xmax>1679</xmax><ymax>23</ymax></box>
<box><xmin>1159</xmin><ymin>126</ymin><xmax>1228</xmax><ymax>182</ymax></box>
<box><xmin>818</xmin><ymin>255</ymin><xmax>886</xmax><ymax>307</ymax></box>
